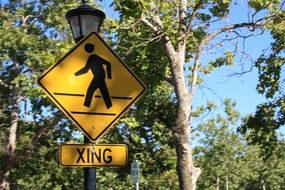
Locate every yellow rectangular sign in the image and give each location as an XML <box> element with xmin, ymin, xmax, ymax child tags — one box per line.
<box><xmin>59</xmin><ymin>144</ymin><xmax>128</xmax><ymax>167</ymax></box>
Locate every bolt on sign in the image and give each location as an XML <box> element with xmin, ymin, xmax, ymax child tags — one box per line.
<box><xmin>38</xmin><ymin>32</ymin><xmax>146</xmax><ymax>142</ymax></box>
<box><xmin>59</xmin><ymin>144</ymin><xmax>128</xmax><ymax>167</ymax></box>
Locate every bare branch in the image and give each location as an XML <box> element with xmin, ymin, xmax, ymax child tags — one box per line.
<box><xmin>177</xmin><ymin>0</ymin><xmax>188</xmax><ymax>54</ymax></box>
<box><xmin>227</xmin><ymin>65</ymin><xmax>254</xmax><ymax>78</ymax></box>
<box><xmin>140</xmin><ymin>14</ymin><xmax>177</xmax><ymax>62</ymax></box>
<box><xmin>118</xmin><ymin>31</ymin><xmax>167</xmax><ymax>54</ymax></box>
<box><xmin>189</xmin><ymin>45</ymin><xmax>203</xmax><ymax>108</ymax></box>
<box><xmin>191</xmin><ymin>17</ymin><xmax>223</xmax><ymax>29</ymax></box>
<box><xmin>21</xmin><ymin>15</ymin><xmax>33</xmax><ymax>25</ymax></box>
<box><xmin>205</xmin><ymin>28</ymin><xmax>264</xmax><ymax>64</ymax></box>
<box><xmin>187</xmin><ymin>0</ymin><xmax>204</xmax><ymax>33</ymax></box>
<box><xmin>117</xmin><ymin>19</ymin><xmax>141</xmax><ymax>30</ymax></box>
<box><xmin>199</xmin><ymin>84</ymin><xmax>224</xmax><ymax>106</ymax></box>
<box><xmin>140</xmin><ymin>14</ymin><xmax>160</xmax><ymax>34</ymax></box>
<box><xmin>251</xmin><ymin>1</ymin><xmax>272</xmax><ymax>18</ymax></box>
<box><xmin>202</xmin><ymin>22</ymin><xmax>261</xmax><ymax>47</ymax></box>
<box><xmin>202</xmin><ymin>12</ymin><xmax>281</xmax><ymax>47</ymax></box>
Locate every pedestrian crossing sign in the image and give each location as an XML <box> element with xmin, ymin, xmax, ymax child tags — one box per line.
<box><xmin>38</xmin><ymin>32</ymin><xmax>146</xmax><ymax>142</ymax></box>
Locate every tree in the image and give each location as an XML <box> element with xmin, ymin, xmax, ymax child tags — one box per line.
<box><xmin>110</xmin><ymin>0</ymin><xmax>284</xmax><ymax>189</ymax></box>
<box><xmin>95</xmin><ymin>69</ymin><xmax>179</xmax><ymax>188</ymax></box>
<box><xmin>194</xmin><ymin>100</ymin><xmax>244</xmax><ymax>190</ymax></box>
<box><xmin>0</xmin><ymin>1</ymin><xmax>177</xmax><ymax>189</ymax></box>
<box><xmin>239</xmin><ymin>6</ymin><xmax>285</xmax><ymax>157</ymax></box>
<box><xmin>0</xmin><ymin>1</ymin><xmax>180</xmax><ymax>189</ymax></box>
<box><xmin>1</xmin><ymin>1</ymin><xmax>284</xmax><ymax>189</ymax></box>
<box><xmin>194</xmin><ymin>100</ymin><xmax>285</xmax><ymax>190</ymax></box>
<box><xmin>0</xmin><ymin>1</ymin><xmax>79</xmax><ymax>189</ymax></box>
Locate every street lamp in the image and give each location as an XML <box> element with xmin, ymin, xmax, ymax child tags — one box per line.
<box><xmin>66</xmin><ymin>2</ymin><xmax>106</xmax><ymax>189</ymax></box>
<box><xmin>66</xmin><ymin>0</ymin><xmax>106</xmax><ymax>43</ymax></box>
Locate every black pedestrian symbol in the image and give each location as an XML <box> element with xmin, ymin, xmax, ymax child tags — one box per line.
<box><xmin>75</xmin><ymin>43</ymin><xmax>112</xmax><ymax>109</ymax></box>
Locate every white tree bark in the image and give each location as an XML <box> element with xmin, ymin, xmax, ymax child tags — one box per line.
<box><xmin>0</xmin><ymin>94</ymin><xmax>20</xmax><ymax>190</ymax></box>
<box><xmin>216</xmin><ymin>177</ymin><xmax>220</xmax><ymax>190</ymax></box>
<box><xmin>138</xmin><ymin>0</ymin><xmax>272</xmax><ymax>189</ymax></box>
<box><xmin>140</xmin><ymin>0</ymin><xmax>202</xmax><ymax>189</ymax></box>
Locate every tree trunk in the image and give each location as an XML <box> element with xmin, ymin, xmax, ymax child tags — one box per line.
<box><xmin>173</xmin><ymin>104</ymin><xmax>201</xmax><ymax>189</ymax></box>
<box><xmin>225</xmin><ymin>176</ymin><xmax>229</xmax><ymax>190</ymax></box>
<box><xmin>140</xmin><ymin>1</ymin><xmax>202</xmax><ymax>188</ymax></box>
<box><xmin>173</xmin><ymin>117</ymin><xmax>200</xmax><ymax>190</ymax></box>
<box><xmin>216</xmin><ymin>177</ymin><xmax>220</xmax><ymax>190</ymax></box>
<box><xmin>0</xmin><ymin>96</ymin><xmax>20</xmax><ymax>190</ymax></box>
<box><xmin>0</xmin><ymin>171</ymin><xmax>10</xmax><ymax>190</ymax></box>
<box><xmin>261</xmin><ymin>178</ymin><xmax>266</xmax><ymax>190</ymax></box>
<box><xmin>171</xmin><ymin>55</ymin><xmax>201</xmax><ymax>190</ymax></box>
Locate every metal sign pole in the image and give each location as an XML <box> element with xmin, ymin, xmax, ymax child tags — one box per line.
<box><xmin>84</xmin><ymin>167</ymin><xmax>96</xmax><ymax>190</ymax></box>
<box><xmin>84</xmin><ymin>136</ymin><xmax>96</xmax><ymax>190</ymax></box>
<box><xmin>131</xmin><ymin>160</ymin><xmax>139</xmax><ymax>190</ymax></box>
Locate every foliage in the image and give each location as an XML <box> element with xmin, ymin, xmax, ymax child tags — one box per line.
<box><xmin>0</xmin><ymin>0</ymin><xmax>83</xmax><ymax>189</ymax></box>
<box><xmin>13</xmin><ymin>140</ymin><xmax>83</xmax><ymax>189</ymax></box>
<box><xmin>109</xmin><ymin>0</ymin><xmax>285</xmax><ymax>188</ymax></box>
<box><xmin>101</xmin><ymin>10</ymin><xmax>179</xmax><ymax>188</ymax></box>
<box><xmin>239</xmin><ymin>7</ymin><xmax>285</xmax><ymax>156</ymax></box>
<box><xmin>194</xmin><ymin>100</ymin><xmax>285</xmax><ymax>190</ymax></box>
<box><xmin>0</xmin><ymin>0</ymin><xmax>284</xmax><ymax>189</ymax></box>
<box><xmin>0</xmin><ymin>0</ymin><xmax>179</xmax><ymax>189</ymax></box>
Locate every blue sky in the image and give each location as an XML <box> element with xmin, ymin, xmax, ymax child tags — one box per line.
<box><xmin>0</xmin><ymin>0</ymin><xmax>270</xmax><ymax>118</ymax></box>
<box><xmin>100</xmin><ymin>1</ymin><xmax>268</xmax><ymax>116</ymax></box>
<box><xmin>99</xmin><ymin>1</ymin><xmax>284</xmax><ymax>138</ymax></box>
<box><xmin>2</xmin><ymin>0</ymin><xmax>281</xmax><ymax>137</ymax></box>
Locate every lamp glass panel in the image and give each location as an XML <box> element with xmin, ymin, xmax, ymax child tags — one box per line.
<box><xmin>69</xmin><ymin>15</ymin><xmax>81</xmax><ymax>40</ymax></box>
<box><xmin>80</xmin><ymin>14</ymin><xmax>100</xmax><ymax>35</ymax></box>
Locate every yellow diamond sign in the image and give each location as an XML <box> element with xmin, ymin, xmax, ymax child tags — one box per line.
<box><xmin>38</xmin><ymin>32</ymin><xmax>146</xmax><ymax>142</ymax></box>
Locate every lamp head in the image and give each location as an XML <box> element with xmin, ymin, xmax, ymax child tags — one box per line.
<box><xmin>66</xmin><ymin>2</ymin><xmax>105</xmax><ymax>43</ymax></box>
